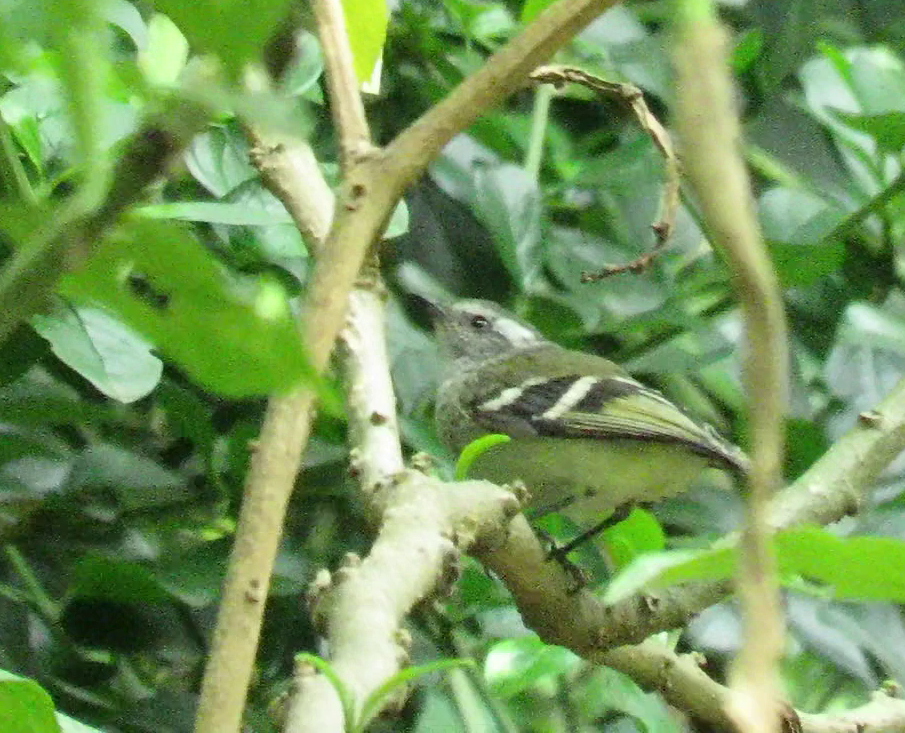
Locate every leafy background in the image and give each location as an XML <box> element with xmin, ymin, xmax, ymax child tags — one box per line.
<box><xmin>3</xmin><ymin>0</ymin><xmax>905</xmax><ymax>731</ymax></box>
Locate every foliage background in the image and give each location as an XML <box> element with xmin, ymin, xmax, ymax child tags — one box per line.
<box><xmin>3</xmin><ymin>0</ymin><xmax>905</xmax><ymax>731</ymax></box>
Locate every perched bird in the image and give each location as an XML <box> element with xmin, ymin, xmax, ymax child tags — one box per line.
<box><xmin>427</xmin><ymin>298</ymin><xmax>747</xmax><ymax>551</ymax></box>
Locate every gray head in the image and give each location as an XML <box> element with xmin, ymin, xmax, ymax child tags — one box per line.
<box><xmin>426</xmin><ymin>298</ymin><xmax>546</xmax><ymax>363</ymax></box>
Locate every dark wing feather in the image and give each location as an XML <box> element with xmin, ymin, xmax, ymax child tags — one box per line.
<box><xmin>466</xmin><ymin>347</ymin><xmax>747</xmax><ymax>474</ymax></box>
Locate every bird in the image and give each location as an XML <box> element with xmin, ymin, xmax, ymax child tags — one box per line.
<box><xmin>426</xmin><ymin>297</ymin><xmax>747</xmax><ymax>555</ymax></box>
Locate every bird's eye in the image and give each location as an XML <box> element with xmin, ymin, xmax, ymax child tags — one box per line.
<box><xmin>469</xmin><ymin>315</ymin><xmax>490</xmax><ymax>330</ymax></box>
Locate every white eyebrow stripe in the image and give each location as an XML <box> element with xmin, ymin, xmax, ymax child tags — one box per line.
<box><xmin>541</xmin><ymin>376</ymin><xmax>599</xmax><ymax>420</ymax></box>
<box><xmin>478</xmin><ymin>377</ymin><xmax>547</xmax><ymax>412</ymax></box>
<box><xmin>494</xmin><ymin>318</ymin><xmax>542</xmax><ymax>347</ymax></box>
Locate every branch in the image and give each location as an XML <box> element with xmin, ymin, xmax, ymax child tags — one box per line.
<box><xmin>310</xmin><ymin>0</ymin><xmax>371</xmax><ymax>168</ymax></box>
<box><xmin>526</xmin><ymin>65</ymin><xmax>680</xmax><ymax>281</ymax></box>
<box><xmin>473</xmin><ymin>373</ymin><xmax>905</xmax><ymax>731</ymax></box>
<box><xmin>674</xmin><ymin>5</ymin><xmax>787</xmax><ymax>731</ymax></box>
<box><xmin>247</xmin><ymin>130</ymin><xmax>335</xmax><ymax>253</ymax></box>
<box><xmin>285</xmin><ymin>472</ymin><xmax>520</xmax><ymax>733</ymax></box>
<box><xmin>195</xmin><ymin>2</ymin><xmax>622</xmax><ymax>725</ymax></box>
<box><xmin>602</xmin><ymin>641</ymin><xmax>905</xmax><ymax>733</ymax></box>
<box><xmin>381</xmin><ymin>0</ymin><xmax>620</xmax><ymax>191</ymax></box>
<box><xmin>239</xmin><ymin>121</ymin><xmax>905</xmax><ymax>733</ymax></box>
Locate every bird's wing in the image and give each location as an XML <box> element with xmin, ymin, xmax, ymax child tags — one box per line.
<box><xmin>468</xmin><ymin>351</ymin><xmax>746</xmax><ymax>474</ymax></box>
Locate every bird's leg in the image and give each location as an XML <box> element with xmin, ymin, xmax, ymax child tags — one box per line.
<box><xmin>536</xmin><ymin>527</ymin><xmax>591</xmax><ymax>592</ymax></box>
<box><xmin>551</xmin><ymin>503</ymin><xmax>634</xmax><ymax>560</ymax></box>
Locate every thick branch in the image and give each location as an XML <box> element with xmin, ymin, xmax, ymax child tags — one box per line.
<box><xmin>195</xmin><ymin>2</ymin><xmax>622</xmax><ymax>725</ymax></box>
<box><xmin>284</xmin><ymin>472</ymin><xmax>520</xmax><ymax>733</ymax></box>
<box><xmin>248</xmin><ymin>131</ymin><xmax>335</xmax><ymax>253</ymax></box>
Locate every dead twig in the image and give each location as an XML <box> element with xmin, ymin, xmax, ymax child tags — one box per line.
<box><xmin>529</xmin><ymin>65</ymin><xmax>679</xmax><ymax>281</ymax></box>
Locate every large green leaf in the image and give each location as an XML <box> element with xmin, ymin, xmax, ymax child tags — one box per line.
<box><xmin>471</xmin><ymin>162</ymin><xmax>543</xmax><ymax>290</ymax></box>
<box><xmin>604</xmin><ymin>526</ymin><xmax>905</xmax><ymax>604</ymax></box>
<box><xmin>0</xmin><ymin>678</ymin><xmax>60</xmax><ymax>733</ymax></box>
<box><xmin>340</xmin><ymin>0</ymin><xmax>388</xmax><ymax>84</ymax></box>
<box><xmin>777</xmin><ymin>527</ymin><xmax>905</xmax><ymax>601</ymax></box>
<box><xmin>484</xmin><ymin>636</ymin><xmax>579</xmax><ymax>698</ymax></box>
<box><xmin>32</xmin><ymin>303</ymin><xmax>163</xmax><ymax>403</ymax></box>
<box><xmin>825</xmin><ymin>299</ymin><xmax>905</xmax><ymax>431</ymax></box>
<box><xmin>0</xmin><ymin>672</ymin><xmax>100</xmax><ymax>733</ymax></box>
<box><xmin>59</xmin><ymin>219</ymin><xmax>316</xmax><ymax>397</ymax></box>
<box><xmin>758</xmin><ymin>187</ymin><xmax>846</xmax><ymax>287</ymax></box>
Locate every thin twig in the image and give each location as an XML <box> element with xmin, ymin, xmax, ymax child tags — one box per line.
<box><xmin>674</xmin><ymin>4</ymin><xmax>786</xmax><ymax>733</ymax></box>
<box><xmin>528</xmin><ymin>65</ymin><xmax>680</xmax><ymax>281</ymax></box>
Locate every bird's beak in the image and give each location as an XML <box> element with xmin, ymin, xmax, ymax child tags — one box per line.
<box><xmin>411</xmin><ymin>294</ymin><xmax>448</xmax><ymax>326</ymax></box>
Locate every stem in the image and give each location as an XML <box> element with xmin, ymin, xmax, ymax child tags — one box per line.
<box><xmin>4</xmin><ymin>545</ymin><xmax>59</xmax><ymax>623</ymax></box>
<box><xmin>524</xmin><ymin>84</ymin><xmax>554</xmax><ymax>181</ymax></box>
<box><xmin>0</xmin><ymin>114</ymin><xmax>37</xmax><ymax>204</ymax></box>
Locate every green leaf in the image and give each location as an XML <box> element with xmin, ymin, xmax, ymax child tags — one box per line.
<box><xmin>185</xmin><ymin>128</ymin><xmax>257</xmax><ymax>198</ymax></box>
<box><xmin>385</xmin><ymin>199</ymin><xmax>410</xmax><ymax>239</ymax></box>
<box><xmin>0</xmin><ymin>679</ymin><xmax>61</xmax><ymax>733</ymax></box>
<box><xmin>152</xmin><ymin>0</ymin><xmax>294</xmax><ymax>80</ymax></box>
<box><xmin>138</xmin><ymin>13</ymin><xmax>189</xmax><ymax>87</ymax></box>
<box><xmin>472</xmin><ymin>163</ymin><xmax>543</xmax><ymax>290</ymax></box>
<box><xmin>455</xmin><ymin>434</ymin><xmax>511</xmax><ymax>480</ymax></box>
<box><xmin>59</xmin><ymin>219</ymin><xmax>319</xmax><ymax>398</ymax></box>
<box><xmin>31</xmin><ymin>303</ymin><xmax>163</xmax><ymax>404</ymax></box>
<box><xmin>281</xmin><ymin>31</ymin><xmax>325</xmax><ymax>97</ymax></box>
<box><xmin>604</xmin><ymin>526</ymin><xmax>905</xmax><ymax>605</ymax></box>
<box><xmin>603</xmin><ymin>547</ymin><xmax>734</xmax><ymax>605</ymax></box>
<box><xmin>69</xmin><ymin>554</ymin><xmax>170</xmax><ymax>606</ymax></box>
<box><xmin>153</xmin><ymin>542</ymin><xmax>228</xmax><ymax>607</ymax></box>
<box><xmin>731</xmin><ymin>28</ymin><xmax>763</xmax><ymax>73</ymax></box>
<box><xmin>484</xmin><ymin>636</ymin><xmax>579</xmax><ymax>698</ymax></box>
<box><xmin>340</xmin><ymin>0</ymin><xmax>388</xmax><ymax>85</ymax></box>
<box><xmin>602</xmin><ymin>507</ymin><xmax>665</xmax><ymax>571</ymax></box>
<box><xmin>45</xmin><ymin>0</ymin><xmax>111</xmax><ymax>203</ymax></box>
<box><xmin>576</xmin><ymin>666</ymin><xmax>681</xmax><ymax>733</ymax></box>
<box><xmin>825</xmin><ymin>299</ymin><xmax>905</xmax><ymax>428</ymax></box>
<box><xmin>103</xmin><ymin>0</ymin><xmax>148</xmax><ymax>50</ymax></box>
<box><xmin>137</xmin><ymin>201</ymin><xmax>294</xmax><ymax>226</ymax></box>
<box><xmin>758</xmin><ymin>187</ymin><xmax>846</xmax><ymax>287</ymax></box>
<box><xmin>833</xmin><ymin>110</ymin><xmax>905</xmax><ymax>154</ymax></box>
<box><xmin>520</xmin><ymin>0</ymin><xmax>555</xmax><ymax>22</ymax></box>
<box><xmin>67</xmin><ymin>444</ymin><xmax>190</xmax><ymax>511</ymax></box>
<box><xmin>776</xmin><ymin>527</ymin><xmax>905</xmax><ymax>602</ymax></box>
<box><xmin>0</xmin><ymin>672</ymin><xmax>99</xmax><ymax>733</ymax></box>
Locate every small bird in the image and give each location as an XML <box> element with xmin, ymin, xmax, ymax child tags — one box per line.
<box><xmin>427</xmin><ymin>297</ymin><xmax>747</xmax><ymax>552</ymax></box>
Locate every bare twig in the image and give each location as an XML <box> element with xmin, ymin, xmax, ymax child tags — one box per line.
<box><xmin>527</xmin><ymin>65</ymin><xmax>680</xmax><ymax>281</ymax></box>
<box><xmin>674</xmin><ymin>4</ymin><xmax>786</xmax><ymax>732</ymax></box>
